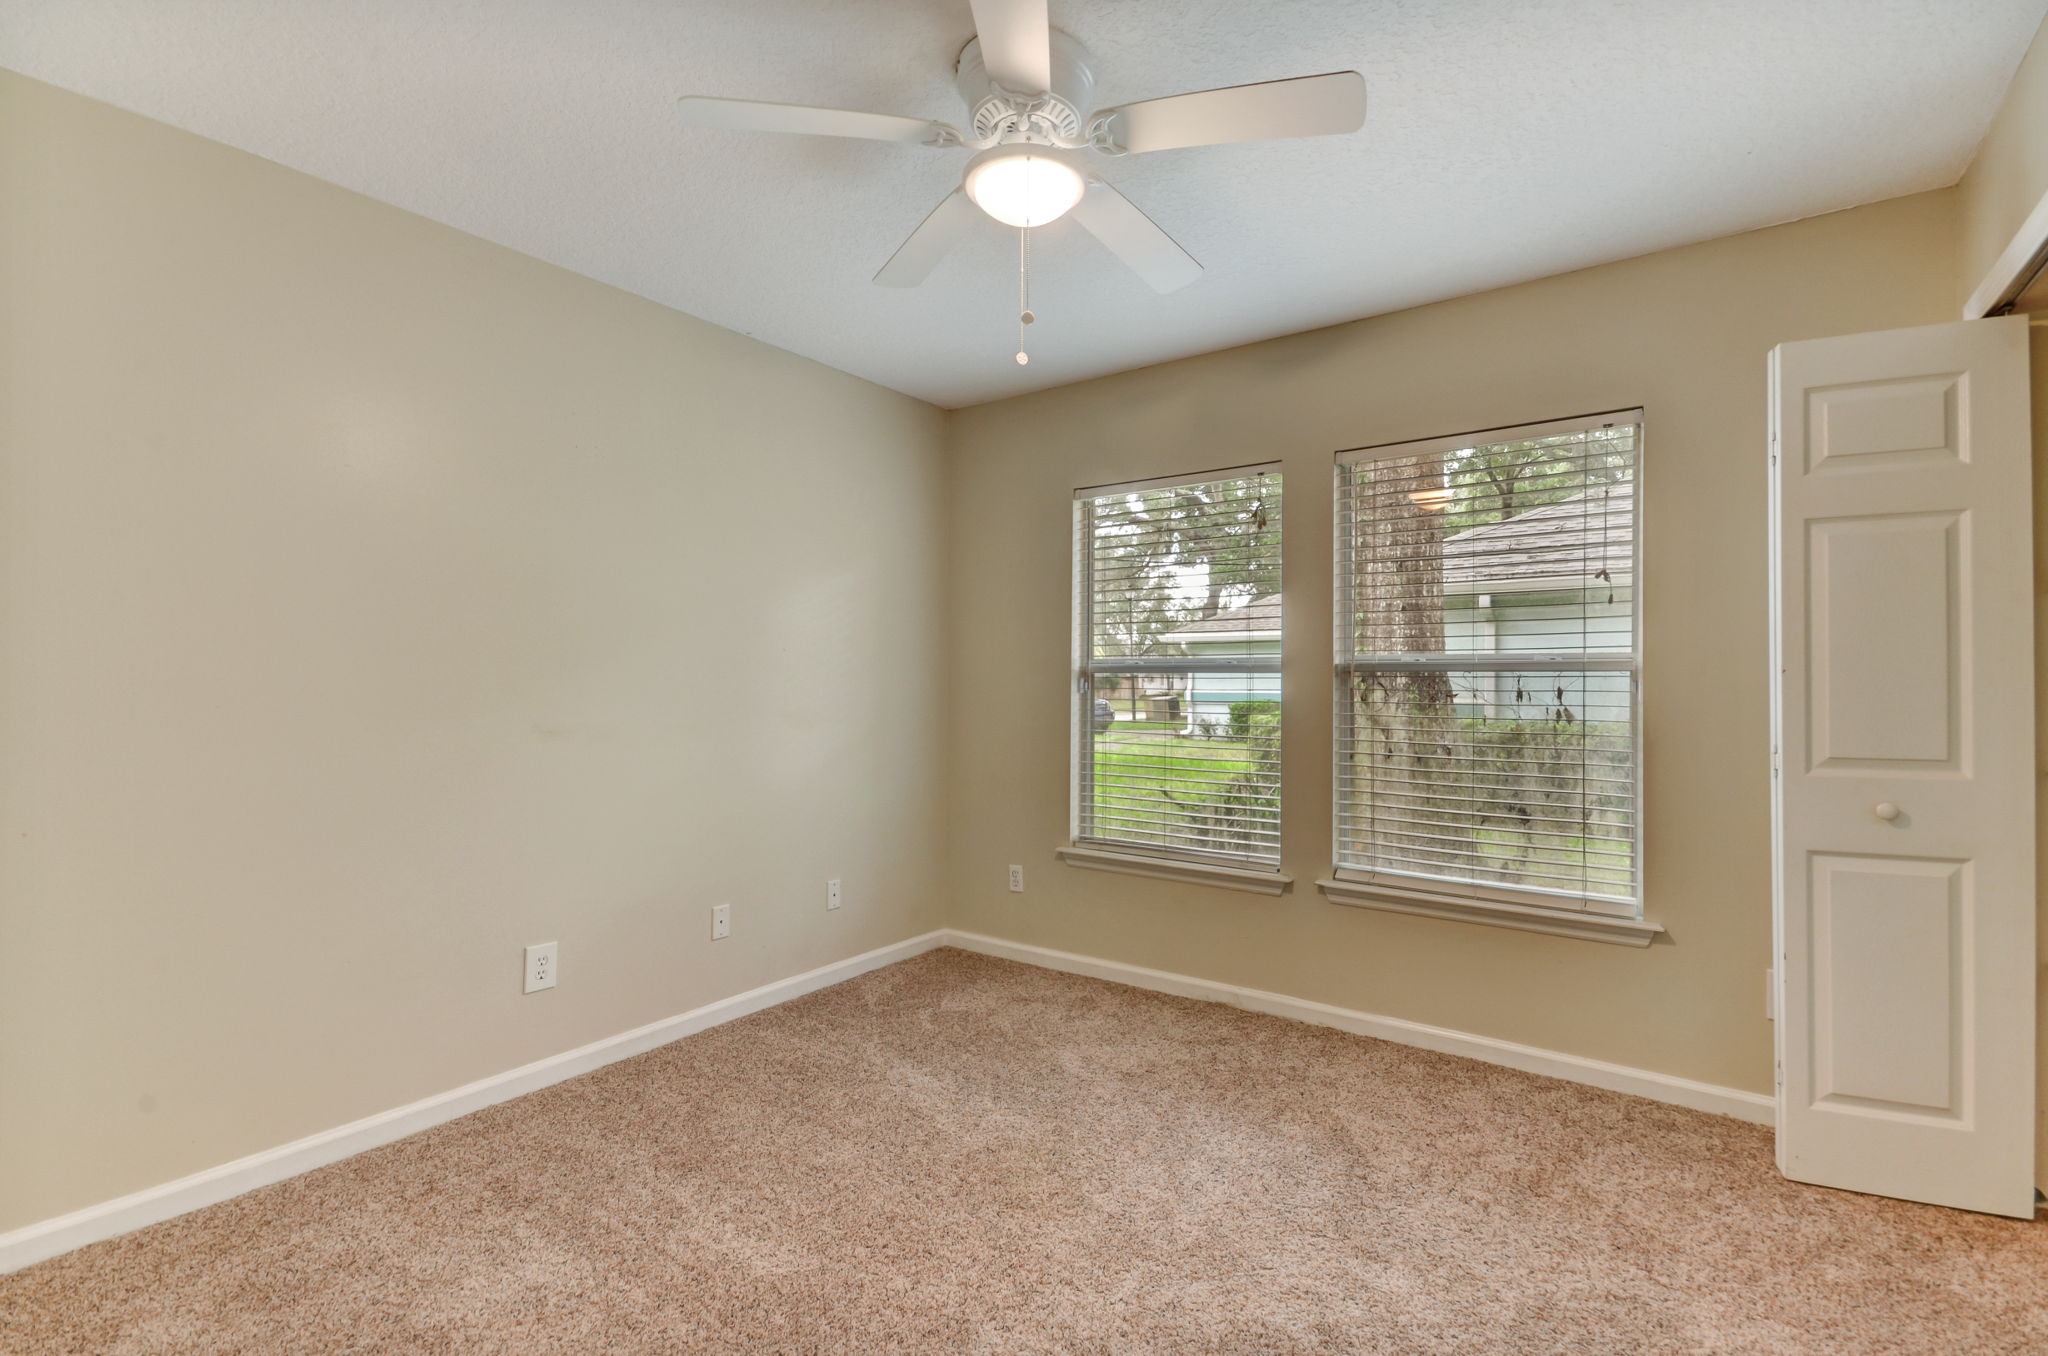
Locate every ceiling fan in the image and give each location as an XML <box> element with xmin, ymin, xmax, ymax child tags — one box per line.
<box><xmin>676</xmin><ymin>0</ymin><xmax>1366</xmax><ymax>296</ymax></box>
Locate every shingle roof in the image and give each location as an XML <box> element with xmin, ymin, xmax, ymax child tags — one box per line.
<box><xmin>1156</xmin><ymin>594</ymin><xmax>1282</xmax><ymax>639</ymax></box>
<box><xmin>1158</xmin><ymin>484</ymin><xmax>1631</xmax><ymax>639</ymax></box>
<box><xmin>1444</xmin><ymin>481</ymin><xmax>1633</xmax><ymax>588</ymax></box>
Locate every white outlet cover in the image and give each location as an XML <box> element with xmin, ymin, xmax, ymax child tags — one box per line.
<box><xmin>711</xmin><ymin>904</ymin><xmax>731</xmax><ymax>940</ymax></box>
<box><xmin>827</xmin><ymin>879</ymin><xmax>842</xmax><ymax>910</ymax></box>
<box><xmin>1008</xmin><ymin>865</ymin><xmax>1024</xmax><ymax>893</ymax></box>
<box><xmin>523</xmin><ymin>941</ymin><xmax>558</xmax><ymax>994</ymax></box>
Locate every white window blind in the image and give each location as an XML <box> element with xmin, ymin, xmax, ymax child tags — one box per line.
<box><xmin>1334</xmin><ymin>413</ymin><xmax>1641</xmax><ymax>914</ymax></box>
<box><xmin>1074</xmin><ymin>466</ymin><xmax>1282</xmax><ymax>868</ymax></box>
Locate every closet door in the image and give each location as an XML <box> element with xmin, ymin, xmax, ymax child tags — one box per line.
<box><xmin>1770</xmin><ymin>315</ymin><xmax>2035</xmax><ymax>1218</ymax></box>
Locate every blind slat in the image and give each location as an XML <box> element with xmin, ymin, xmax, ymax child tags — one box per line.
<box><xmin>1334</xmin><ymin>418</ymin><xmax>1641</xmax><ymax>908</ymax></box>
<box><xmin>1078</xmin><ymin>469</ymin><xmax>1283</xmax><ymax>867</ymax></box>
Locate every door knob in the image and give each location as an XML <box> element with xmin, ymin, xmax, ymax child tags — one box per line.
<box><xmin>1873</xmin><ymin>802</ymin><xmax>1901</xmax><ymax>821</ymax></box>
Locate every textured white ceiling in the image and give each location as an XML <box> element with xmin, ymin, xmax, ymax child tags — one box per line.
<box><xmin>4</xmin><ymin>1</ymin><xmax>2044</xmax><ymax>407</ymax></box>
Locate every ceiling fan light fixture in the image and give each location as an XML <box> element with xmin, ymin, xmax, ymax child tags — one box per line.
<box><xmin>963</xmin><ymin>149</ymin><xmax>1085</xmax><ymax>228</ymax></box>
<box><xmin>679</xmin><ymin>3</ymin><xmax>1370</xmax><ymax>326</ymax></box>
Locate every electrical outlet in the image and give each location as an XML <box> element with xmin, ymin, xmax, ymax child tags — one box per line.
<box><xmin>711</xmin><ymin>903</ymin><xmax>731</xmax><ymax>940</ymax></box>
<box><xmin>827</xmin><ymin>878</ymin><xmax>842</xmax><ymax>910</ymax></box>
<box><xmin>523</xmin><ymin>942</ymin><xmax>558</xmax><ymax>994</ymax></box>
<box><xmin>1008</xmin><ymin>864</ymin><xmax>1024</xmax><ymax>892</ymax></box>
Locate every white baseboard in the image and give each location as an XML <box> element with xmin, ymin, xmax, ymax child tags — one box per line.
<box><xmin>3</xmin><ymin>924</ymin><xmax>1774</xmax><ymax>1275</ymax></box>
<box><xmin>0</xmin><ymin>929</ymin><xmax>948</xmax><ymax>1276</ymax></box>
<box><xmin>941</xmin><ymin>930</ymin><xmax>1777</xmax><ymax>1126</ymax></box>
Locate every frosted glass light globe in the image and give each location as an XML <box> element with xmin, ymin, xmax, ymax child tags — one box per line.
<box><xmin>964</xmin><ymin>152</ymin><xmax>1085</xmax><ymax>228</ymax></box>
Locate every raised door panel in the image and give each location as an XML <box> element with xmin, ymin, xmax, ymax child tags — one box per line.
<box><xmin>1805</xmin><ymin>512</ymin><xmax>1960</xmax><ymax>772</ymax></box>
<box><xmin>1808</xmin><ymin>853</ymin><xmax>1964</xmax><ymax>1118</ymax></box>
<box><xmin>1805</xmin><ymin>374</ymin><xmax>1963</xmax><ymax>472</ymax></box>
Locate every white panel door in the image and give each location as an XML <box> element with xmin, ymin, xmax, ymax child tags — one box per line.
<box><xmin>1770</xmin><ymin>315</ymin><xmax>2035</xmax><ymax>1218</ymax></box>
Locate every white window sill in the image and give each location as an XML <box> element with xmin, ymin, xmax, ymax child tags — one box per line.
<box><xmin>1058</xmin><ymin>845</ymin><xmax>1292</xmax><ymax>896</ymax></box>
<box><xmin>1316</xmin><ymin>876</ymin><xmax>1664</xmax><ymax>947</ymax></box>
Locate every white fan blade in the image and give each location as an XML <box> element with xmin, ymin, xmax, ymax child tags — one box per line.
<box><xmin>1070</xmin><ymin>180</ymin><xmax>1202</xmax><ymax>293</ymax></box>
<box><xmin>678</xmin><ymin>96</ymin><xmax>957</xmax><ymax>146</ymax></box>
<box><xmin>968</xmin><ymin>0</ymin><xmax>1052</xmax><ymax>93</ymax></box>
<box><xmin>874</xmin><ymin>190</ymin><xmax>980</xmax><ymax>287</ymax></box>
<box><xmin>1100</xmin><ymin>71</ymin><xmax>1366</xmax><ymax>154</ymax></box>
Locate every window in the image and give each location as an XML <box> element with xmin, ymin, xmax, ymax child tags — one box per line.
<box><xmin>1333</xmin><ymin>412</ymin><xmax>1641</xmax><ymax>919</ymax></box>
<box><xmin>1072</xmin><ymin>466</ymin><xmax>1282</xmax><ymax>872</ymax></box>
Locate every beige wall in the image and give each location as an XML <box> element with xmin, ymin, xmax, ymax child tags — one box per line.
<box><xmin>1959</xmin><ymin>12</ymin><xmax>2048</xmax><ymax>304</ymax></box>
<box><xmin>0</xmin><ymin>71</ymin><xmax>949</xmax><ymax>1232</ymax></box>
<box><xmin>945</xmin><ymin>190</ymin><xmax>1961</xmax><ymax>1097</ymax></box>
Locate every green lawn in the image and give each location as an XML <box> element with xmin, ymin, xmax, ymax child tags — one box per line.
<box><xmin>1088</xmin><ymin>722</ymin><xmax>1632</xmax><ymax>896</ymax></box>
<box><xmin>1087</xmin><ymin>727</ymin><xmax>1274</xmax><ymax>850</ymax></box>
<box><xmin>1093</xmin><ymin>727</ymin><xmax>1261</xmax><ymax>789</ymax></box>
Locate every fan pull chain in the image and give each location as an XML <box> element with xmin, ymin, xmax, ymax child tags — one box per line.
<box><xmin>1015</xmin><ymin>227</ymin><xmax>1035</xmax><ymax>366</ymax></box>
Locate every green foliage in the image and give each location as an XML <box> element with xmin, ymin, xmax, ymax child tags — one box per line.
<box><xmin>1090</xmin><ymin>702</ymin><xmax>1631</xmax><ymax>893</ymax></box>
<box><xmin>1089</xmin><ymin>724</ymin><xmax>1279</xmax><ymax>859</ymax></box>
<box><xmin>1226</xmin><ymin>700</ymin><xmax>1280</xmax><ymax>739</ymax></box>
<box><xmin>1349</xmin><ymin>681</ymin><xmax>1634</xmax><ymax>895</ymax></box>
<box><xmin>1440</xmin><ymin>427</ymin><xmax>1634</xmax><ymax>533</ymax></box>
<box><xmin>1088</xmin><ymin>472</ymin><xmax>1280</xmax><ymax>660</ymax></box>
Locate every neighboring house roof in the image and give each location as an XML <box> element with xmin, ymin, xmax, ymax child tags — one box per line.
<box><xmin>1444</xmin><ymin>482</ymin><xmax>1633</xmax><ymax>589</ymax></box>
<box><xmin>1157</xmin><ymin>484</ymin><xmax>1633</xmax><ymax>641</ymax></box>
<box><xmin>1157</xmin><ymin>594</ymin><xmax>1282</xmax><ymax>641</ymax></box>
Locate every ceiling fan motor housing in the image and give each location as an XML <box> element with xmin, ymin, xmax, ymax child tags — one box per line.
<box><xmin>955</xmin><ymin>29</ymin><xmax>1098</xmax><ymax>147</ymax></box>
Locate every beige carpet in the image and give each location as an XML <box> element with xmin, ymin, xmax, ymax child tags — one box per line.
<box><xmin>4</xmin><ymin>948</ymin><xmax>2044</xmax><ymax>1353</ymax></box>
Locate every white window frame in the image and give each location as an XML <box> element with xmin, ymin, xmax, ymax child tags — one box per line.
<box><xmin>1321</xmin><ymin>411</ymin><xmax>1659</xmax><ymax>946</ymax></box>
<box><xmin>1062</xmin><ymin>463</ymin><xmax>1290</xmax><ymax>893</ymax></box>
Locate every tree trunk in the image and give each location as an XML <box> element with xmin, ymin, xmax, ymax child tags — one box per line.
<box><xmin>1350</xmin><ymin>453</ymin><xmax>1465</xmax><ymax>875</ymax></box>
